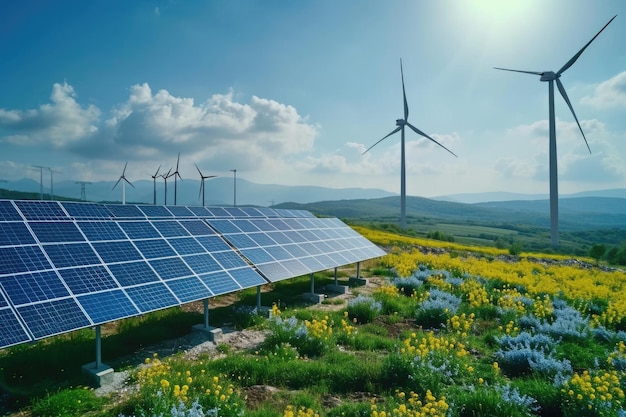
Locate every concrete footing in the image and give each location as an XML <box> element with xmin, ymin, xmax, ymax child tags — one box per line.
<box><xmin>302</xmin><ymin>292</ymin><xmax>325</xmax><ymax>304</ymax></box>
<box><xmin>192</xmin><ymin>324</ymin><xmax>223</xmax><ymax>342</ymax></box>
<box><xmin>81</xmin><ymin>362</ymin><xmax>114</xmax><ymax>387</ymax></box>
<box><xmin>349</xmin><ymin>277</ymin><xmax>368</xmax><ymax>286</ymax></box>
<box><xmin>326</xmin><ymin>284</ymin><xmax>349</xmax><ymax>294</ymax></box>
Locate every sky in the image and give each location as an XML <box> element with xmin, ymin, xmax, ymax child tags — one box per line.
<box><xmin>1</xmin><ymin>0</ymin><xmax>625</xmax><ymax>199</ymax></box>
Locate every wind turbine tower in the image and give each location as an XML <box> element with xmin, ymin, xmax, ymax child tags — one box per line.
<box><xmin>112</xmin><ymin>162</ymin><xmax>135</xmax><ymax>204</ymax></box>
<box><xmin>494</xmin><ymin>15</ymin><xmax>616</xmax><ymax>247</ymax></box>
<box><xmin>151</xmin><ymin>166</ymin><xmax>161</xmax><ymax>205</ymax></box>
<box><xmin>162</xmin><ymin>168</ymin><xmax>172</xmax><ymax>205</ymax></box>
<box><xmin>171</xmin><ymin>153</ymin><xmax>183</xmax><ymax>205</ymax></box>
<box><xmin>362</xmin><ymin>59</ymin><xmax>457</xmax><ymax>229</ymax></box>
<box><xmin>195</xmin><ymin>163</ymin><xmax>217</xmax><ymax>206</ymax></box>
<box><xmin>30</xmin><ymin>165</ymin><xmax>47</xmax><ymax>200</ymax></box>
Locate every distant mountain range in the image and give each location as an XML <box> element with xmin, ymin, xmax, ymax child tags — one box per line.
<box><xmin>2</xmin><ymin>178</ymin><xmax>625</xmax><ymax>231</ymax></box>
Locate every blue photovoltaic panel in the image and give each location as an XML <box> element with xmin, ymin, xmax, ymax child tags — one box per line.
<box><xmin>0</xmin><ymin>201</ymin><xmax>22</xmax><ymax>221</ymax></box>
<box><xmin>264</xmin><ymin>246</ymin><xmax>292</xmax><ymax>261</ymax></box>
<box><xmin>298</xmin><ymin>256</ymin><xmax>325</xmax><ymax>271</ymax></box>
<box><xmin>207</xmin><ymin>219</ymin><xmax>241</xmax><ymax>234</ymax></box>
<box><xmin>61</xmin><ymin>202</ymin><xmax>112</xmax><ymax>219</ymax></box>
<box><xmin>77</xmin><ymin>289</ymin><xmax>139</xmax><ymax>324</ymax></box>
<box><xmin>281</xmin><ymin>259</ymin><xmax>310</xmax><ymax>277</ymax></box>
<box><xmin>149</xmin><ymin>257</ymin><xmax>193</xmax><ymax>280</ymax></box>
<box><xmin>125</xmin><ymin>282</ymin><xmax>179</xmax><ymax>313</ymax></box>
<box><xmin>105</xmin><ymin>204</ymin><xmax>144</xmax><ymax>218</ymax></box>
<box><xmin>198</xmin><ymin>271</ymin><xmax>240</xmax><ymax>295</ymax></box>
<box><xmin>196</xmin><ymin>235</ymin><xmax>232</xmax><ymax>252</ymax></box>
<box><xmin>118</xmin><ymin>221</ymin><xmax>161</xmax><ymax>239</ymax></box>
<box><xmin>267</xmin><ymin>219</ymin><xmax>290</xmax><ymax>231</ymax></box>
<box><xmin>0</xmin><ymin>246</ymin><xmax>51</xmax><ymax>275</ymax></box>
<box><xmin>30</xmin><ymin>222</ymin><xmax>85</xmax><ymax>243</ymax></box>
<box><xmin>77</xmin><ymin>221</ymin><xmax>126</xmax><ymax>241</ymax></box>
<box><xmin>299</xmin><ymin>242</ymin><xmax>322</xmax><ymax>255</ymax></box>
<box><xmin>0</xmin><ymin>222</ymin><xmax>36</xmax><ymax>246</ymax></box>
<box><xmin>44</xmin><ymin>243</ymin><xmax>101</xmax><ymax>268</ymax></box>
<box><xmin>283</xmin><ymin>243</ymin><xmax>310</xmax><ymax>258</ymax></box>
<box><xmin>223</xmin><ymin>233</ymin><xmax>257</xmax><ymax>249</ymax></box>
<box><xmin>240</xmin><ymin>248</ymin><xmax>275</xmax><ymax>264</ymax></box>
<box><xmin>134</xmin><ymin>239</ymin><xmax>176</xmax><ymax>259</ymax></box>
<box><xmin>180</xmin><ymin>220</ymin><xmax>214</xmax><ymax>235</ymax></box>
<box><xmin>281</xmin><ymin>218</ymin><xmax>305</xmax><ymax>229</ymax></box>
<box><xmin>151</xmin><ymin>220</ymin><xmax>189</xmax><ymax>237</ymax></box>
<box><xmin>165</xmin><ymin>277</ymin><xmax>212</xmax><ymax>302</ymax></box>
<box><xmin>108</xmin><ymin>261</ymin><xmax>161</xmax><ymax>286</ymax></box>
<box><xmin>17</xmin><ymin>298</ymin><xmax>91</xmax><ymax>338</ymax></box>
<box><xmin>251</xmin><ymin>262</ymin><xmax>292</xmax><ymax>282</ymax></box>
<box><xmin>0</xmin><ymin>291</ymin><xmax>7</xmax><ymax>308</ymax></box>
<box><xmin>15</xmin><ymin>201</ymin><xmax>67</xmax><ymax>220</ymax></box>
<box><xmin>249</xmin><ymin>219</ymin><xmax>276</xmax><ymax>231</ymax></box>
<box><xmin>182</xmin><ymin>253</ymin><xmax>221</xmax><ymax>274</ymax></box>
<box><xmin>229</xmin><ymin>267</ymin><xmax>267</xmax><ymax>288</ymax></box>
<box><xmin>253</xmin><ymin>207</ymin><xmax>279</xmax><ymax>217</ymax></box>
<box><xmin>266</xmin><ymin>232</ymin><xmax>292</xmax><ymax>244</ymax></box>
<box><xmin>59</xmin><ymin>266</ymin><xmax>119</xmax><ymax>295</ymax></box>
<box><xmin>231</xmin><ymin>219</ymin><xmax>260</xmax><ymax>233</ymax></box>
<box><xmin>138</xmin><ymin>205</ymin><xmax>172</xmax><ymax>218</ymax></box>
<box><xmin>0</xmin><ymin>271</ymin><xmax>69</xmax><ymax>305</ymax></box>
<box><xmin>241</xmin><ymin>207</ymin><xmax>265</xmax><ymax>217</ymax></box>
<box><xmin>247</xmin><ymin>232</ymin><xmax>277</xmax><ymax>246</ymax></box>
<box><xmin>187</xmin><ymin>206</ymin><xmax>212</xmax><ymax>216</ymax></box>
<box><xmin>283</xmin><ymin>231</ymin><xmax>307</xmax><ymax>243</ymax></box>
<box><xmin>166</xmin><ymin>206</ymin><xmax>195</xmax><ymax>217</ymax></box>
<box><xmin>212</xmin><ymin>251</ymin><xmax>249</xmax><ymax>269</ymax></box>
<box><xmin>92</xmin><ymin>241</ymin><xmax>142</xmax><ymax>263</ymax></box>
<box><xmin>168</xmin><ymin>237</ymin><xmax>205</xmax><ymax>255</ymax></box>
<box><xmin>205</xmin><ymin>207</ymin><xmax>229</xmax><ymax>217</ymax></box>
<box><xmin>223</xmin><ymin>207</ymin><xmax>248</xmax><ymax>217</ymax></box>
<box><xmin>0</xmin><ymin>308</ymin><xmax>32</xmax><ymax>347</ymax></box>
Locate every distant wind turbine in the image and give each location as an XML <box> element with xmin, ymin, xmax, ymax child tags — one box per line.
<box><xmin>195</xmin><ymin>163</ymin><xmax>217</xmax><ymax>206</ymax></box>
<box><xmin>151</xmin><ymin>165</ymin><xmax>161</xmax><ymax>205</ymax></box>
<box><xmin>112</xmin><ymin>162</ymin><xmax>135</xmax><ymax>205</ymax></box>
<box><xmin>171</xmin><ymin>153</ymin><xmax>183</xmax><ymax>205</ymax></box>
<box><xmin>162</xmin><ymin>167</ymin><xmax>172</xmax><ymax>205</ymax></box>
<box><xmin>494</xmin><ymin>15</ymin><xmax>616</xmax><ymax>247</ymax></box>
<box><xmin>362</xmin><ymin>59</ymin><xmax>457</xmax><ymax>229</ymax></box>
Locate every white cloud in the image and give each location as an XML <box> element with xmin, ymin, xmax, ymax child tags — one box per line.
<box><xmin>0</xmin><ymin>82</ymin><xmax>100</xmax><ymax>148</ymax></box>
<box><xmin>581</xmin><ymin>71</ymin><xmax>626</xmax><ymax>109</ymax></box>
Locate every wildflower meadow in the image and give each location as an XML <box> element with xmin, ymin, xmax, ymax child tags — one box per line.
<box><xmin>9</xmin><ymin>227</ymin><xmax>626</xmax><ymax>417</ymax></box>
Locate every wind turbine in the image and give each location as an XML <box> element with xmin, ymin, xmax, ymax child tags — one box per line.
<box><xmin>362</xmin><ymin>59</ymin><xmax>457</xmax><ymax>229</ymax></box>
<box><xmin>494</xmin><ymin>15</ymin><xmax>616</xmax><ymax>248</ymax></box>
<box><xmin>171</xmin><ymin>153</ymin><xmax>183</xmax><ymax>205</ymax></box>
<box><xmin>162</xmin><ymin>167</ymin><xmax>172</xmax><ymax>205</ymax></box>
<box><xmin>151</xmin><ymin>165</ymin><xmax>161</xmax><ymax>205</ymax></box>
<box><xmin>195</xmin><ymin>163</ymin><xmax>217</xmax><ymax>206</ymax></box>
<box><xmin>112</xmin><ymin>162</ymin><xmax>134</xmax><ymax>205</ymax></box>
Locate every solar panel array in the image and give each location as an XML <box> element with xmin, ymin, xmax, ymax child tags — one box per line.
<box><xmin>0</xmin><ymin>200</ymin><xmax>385</xmax><ymax>349</ymax></box>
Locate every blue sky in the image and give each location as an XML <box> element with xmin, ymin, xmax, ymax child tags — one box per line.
<box><xmin>1</xmin><ymin>0</ymin><xmax>625</xmax><ymax>199</ymax></box>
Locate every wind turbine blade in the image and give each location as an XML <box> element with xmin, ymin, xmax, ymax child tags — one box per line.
<box><xmin>198</xmin><ymin>180</ymin><xmax>204</xmax><ymax>199</ymax></box>
<box><xmin>153</xmin><ymin>165</ymin><xmax>161</xmax><ymax>178</ymax></box>
<box><xmin>401</xmin><ymin>59</ymin><xmax>409</xmax><ymax>120</ymax></box>
<box><xmin>176</xmin><ymin>152</ymin><xmax>180</xmax><ymax>171</ymax></box>
<box><xmin>194</xmin><ymin>163</ymin><xmax>203</xmax><ymax>176</ymax></box>
<box><xmin>122</xmin><ymin>161</ymin><xmax>128</xmax><ymax>176</ymax></box>
<box><xmin>493</xmin><ymin>67</ymin><xmax>543</xmax><ymax>76</ymax></box>
<box><xmin>557</xmin><ymin>15</ymin><xmax>616</xmax><ymax>76</ymax></box>
<box><xmin>556</xmin><ymin>78</ymin><xmax>591</xmax><ymax>154</ymax></box>
<box><xmin>124</xmin><ymin>178</ymin><xmax>136</xmax><ymax>188</ymax></box>
<box><xmin>112</xmin><ymin>177</ymin><xmax>122</xmax><ymax>190</ymax></box>
<box><xmin>362</xmin><ymin>126</ymin><xmax>402</xmax><ymax>155</ymax></box>
<box><xmin>406</xmin><ymin>123</ymin><xmax>458</xmax><ymax>157</ymax></box>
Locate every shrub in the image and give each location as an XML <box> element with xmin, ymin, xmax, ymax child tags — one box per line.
<box><xmin>346</xmin><ymin>295</ymin><xmax>382</xmax><ymax>324</ymax></box>
<box><xmin>496</xmin><ymin>332</ymin><xmax>572</xmax><ymax>378</ymax></box>
<box><xmin>30</xmin><ymin>387</ymin><xmax>105</xmax><ymax>417</ymax></box>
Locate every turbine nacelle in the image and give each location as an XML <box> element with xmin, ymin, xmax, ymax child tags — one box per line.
<box><xmin>540</xmin><ymin>71</ymin><xmax>558</xmax><ymax>82</ymax></box>
<box><xmin>395</xmin><ymin>119</ymin><xmax>407</xmax><ymax>127</ymax></box>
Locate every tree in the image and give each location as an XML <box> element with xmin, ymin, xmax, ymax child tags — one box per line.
<box><xmin>589</xmin><ymin>244</ymin><xmax>606</xmax><ymax>265</ymax></box>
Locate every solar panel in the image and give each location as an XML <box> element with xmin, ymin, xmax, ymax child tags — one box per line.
<box><xmin>0</xmin><ymin>199</ymin><xmax>384</xmax><ymax>349</ymax></box>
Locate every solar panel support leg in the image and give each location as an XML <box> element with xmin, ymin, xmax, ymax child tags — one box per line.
<box><xmin>96</xmin><ymin>325</ymin><xmax>102</xmax><ymax>369</ymax></box>
<box><xmin>193</xmin><ymin>299</ymin><xmax>222</xmax><ymax>342</ymax></box>
<box><xmin>256</xmin><ymin>286</ymin><xmax>261</xmax><ymax>309</ymax></box>
<box><xmin>81</xmin><ymin>325</ymin><xmax>114</xmax><ymax>388</ymax></box>
<box><xmin>349</xmin><ymin>262</ymin><xmax>368</xmax><ymax>287</ymax></box>
<box><xmin>303</xmin><ymin>273</ymin><xmax>324</xmax><ymax>304</ymax></box>
<box><xmin>327</xmin><ymin>267</ymin><xmax>349</xmax><ymax>294</ymax></box>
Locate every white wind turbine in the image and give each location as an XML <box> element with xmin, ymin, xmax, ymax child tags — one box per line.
<box><xmin>362</xmin><ymin>59</ymin><xmax>457</xmax><ymax>229</ymax></box>
<box><xmin>112</xmin><ymin>162</ymin><xmax>135</xmax><ymax>205</ymax></box>
<box><xmin>195</xmin><ymin>163</ymin><xmax>217</xmax><ymax>206</ymax></box>
<box><xmin>495</xmin><ymin>15</ymin><xmax>616</xmax><ymax>247</ymax></box>
<box><xmin>171</xmin><ymin>153</ymin><xmax>183</xmax><ymax>205</ymax></box>
<box><xmin>151</xmin><ymin>165</ymin><xmax>161</xmax><ymax>205</ymax></box>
